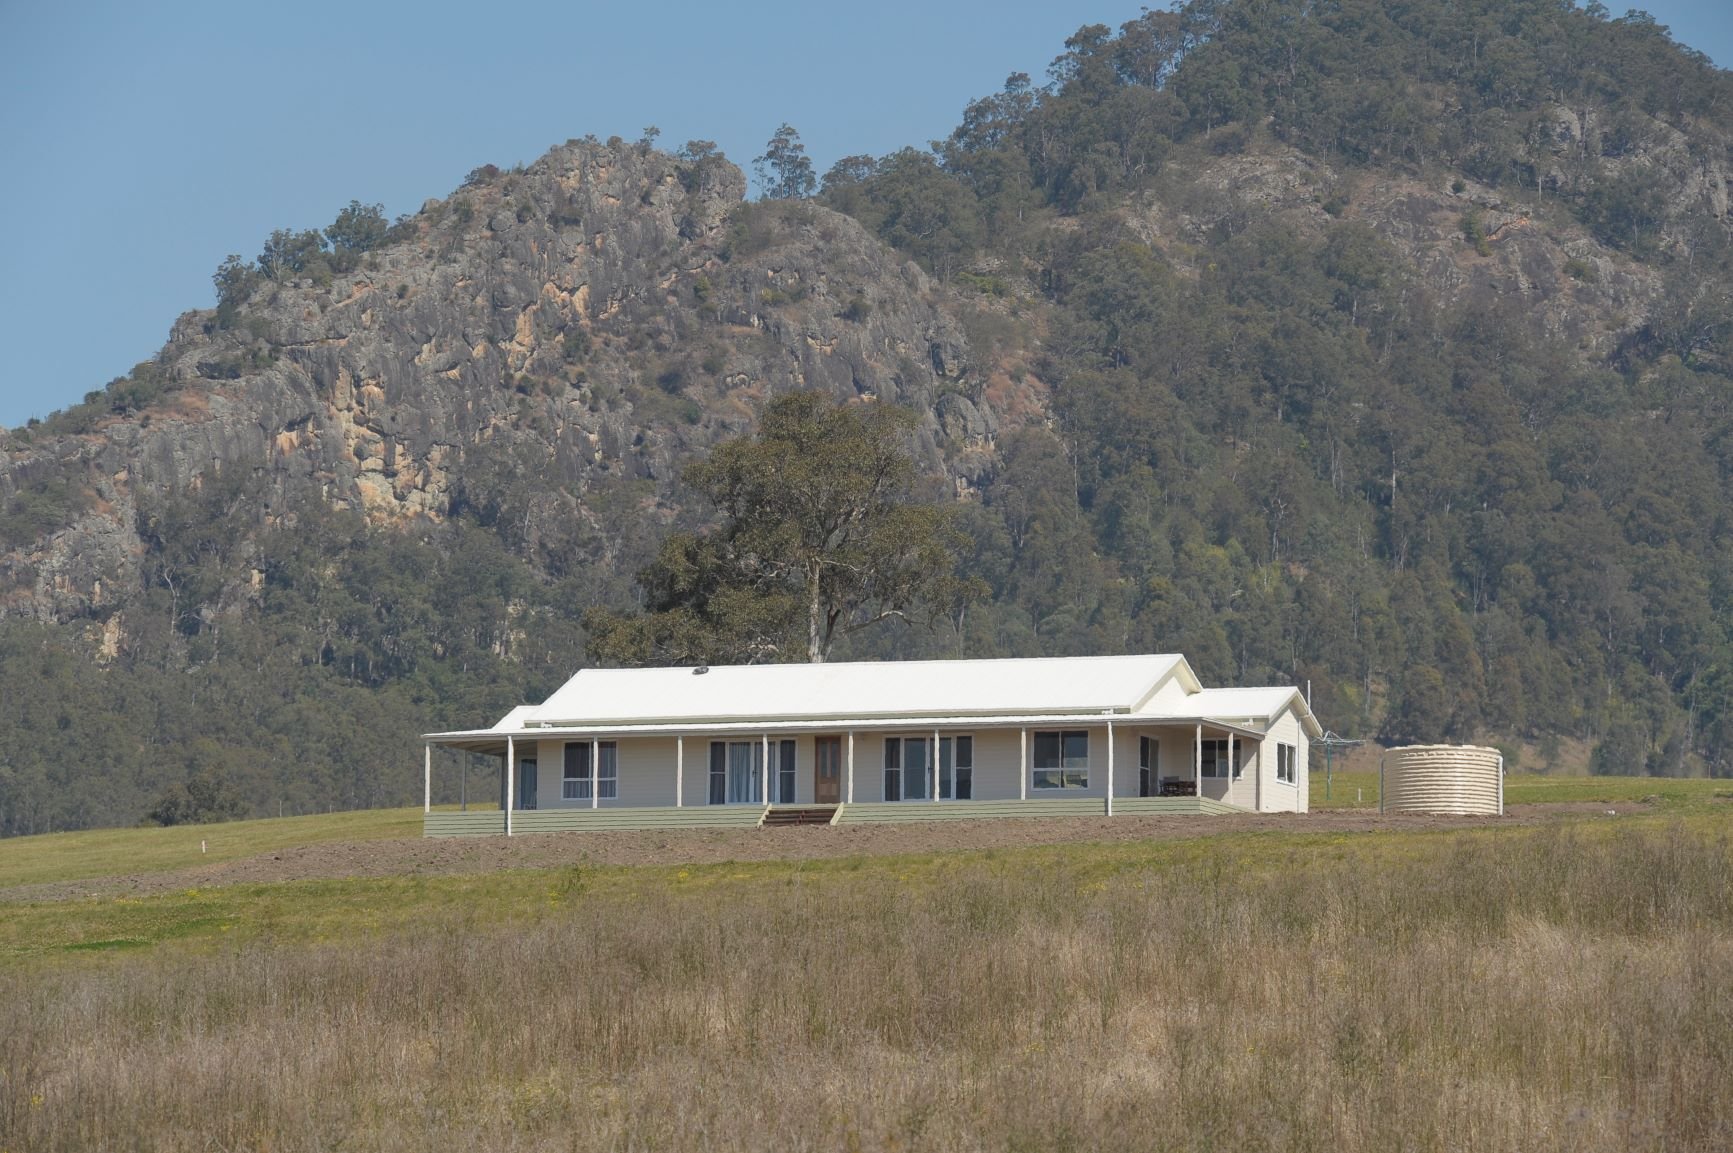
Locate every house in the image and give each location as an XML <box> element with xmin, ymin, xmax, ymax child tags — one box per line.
<box><xmin>420</xmin><ymin>654</ymin><xmax>1323</xmax><ymax>836</ymax></box>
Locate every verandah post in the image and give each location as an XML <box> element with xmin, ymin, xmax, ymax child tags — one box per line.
<box><xmin>933</xmin><ymin>728</ymin><xmax>940</xmax><ymax>802</ymax></box>
<box><xmin>846</xmin><ymin>731</ymin><xmax>855</xmax><ymax>803</ymax></box>
<box><xmin>676</xmin><ymin>737</ymin><xmax>684</xmax><ymax>808</ymax></box>
<box><xmin>761</xmin><ymin>734</ymin><xmax>769</xmax><ymax>806</ymax></box>
<box><xmin>1106</xmin><ymin>721</ymin><xmax>1114</xmax><ymax>816</ymax></box>
<box><xmin>505</xmin><ymin>736</ymin><xmax>515</xmax><ymax>837</ymax></box>
<box><xmin>1195</xmin><ymin>724</ymin><xmax>1202</xmax><ymax>797</ymax></box>
<box><xmin>1019</xmin><ymin>727</ymin><xmax>1027</xmax><ymax>801</ymax></box>
<box><xmin>591</xmin><ymin>739</ymin><xmax>599</xmax><ymax>810</ymax></box>
<box><xmin>1228</xmin><ymin>731</ymin><xmax>1236</xmax><ymax>808</ymax></box>
<box><xmin>423</xmin><ymin>744</ymin><xmax>431</xmax><ymax>814</ymax></box>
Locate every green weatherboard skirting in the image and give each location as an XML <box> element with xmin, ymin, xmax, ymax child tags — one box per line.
<box><xmin>423</xmin><ymin>797</ymin><xmax>1244</xmax><ymax>836</ymax></box>
<box><xmin>424</xmin><ymin>807</ymin><xmax>769</xmax><ymax>837</ymax></box>
<box><xmin>834</xmin><ymin>797</ymin><xmax>1243</xmax><ymax>822</ymax></box>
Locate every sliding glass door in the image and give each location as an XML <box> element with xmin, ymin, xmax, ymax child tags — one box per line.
<box><xmin>709</xmin><ymin>741</ymin><xmax>765</xmax><ymax>804</ymax></box>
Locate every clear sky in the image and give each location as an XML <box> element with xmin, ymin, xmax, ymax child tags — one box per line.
<box><xmin>1</xmin><ymin>1</ymin><xmax>1729</xmax><ymax>430</ymax></box>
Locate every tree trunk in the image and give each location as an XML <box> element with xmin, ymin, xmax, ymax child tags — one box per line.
<box><xmin>807</xmin><ymin>561</ymin><xmax>824</xmax><ymax>664</ymax></box>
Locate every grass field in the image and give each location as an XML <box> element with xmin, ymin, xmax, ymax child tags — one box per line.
<box><xmin>0</xmin><ymin>804</ymin><xmax>446</xmax><ymax>889</ymax></box>
<box><xmin>3</xmin><ymin>785</ymin><xmax>1731</xmax><ymax>1150</ymax></box>
<box><xmin>1310</xmin><ymin>768</ymin><xmax>1729</xmax><ymax>809</ymax></box>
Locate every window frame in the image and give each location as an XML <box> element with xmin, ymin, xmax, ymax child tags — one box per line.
<box><xmin>776</xmin><ymin>739</ymin><xmax>796</xmax><ymax>804</ymax></box>
<box><xmin>1199</xmin><ymin>738</ymin><xmax>1231</xmax><ymax>780</ymax></box>
<box><xmin>1032</xmin><ymin>729</ymin><xmax>1089</xmax><ymax>790</ymax></box>
<box><xmin>938</xmin><ymin>735</ymin><xmax>973</xmax><ymax>800</ymax></box>
<box><xmin>1275</xmin><ymin>742</ymin><xmax>1296</xmax><ymax>785</ymax></box>
<box><xmin>562</xmin><ymin>741</ymin><xmax>616</xmax><ymax>801</ymax></box>
<box><xmin>709</xmin><ymin>740</ymin><xmax>765</xmax><ymax>805</ymax></box>
<box><xmin>563</xmin><ymin>742</ymin><xmax>591</xmax><ymax>800</ymax></box>
<box><xmin>883</xmin><ymin>736</ymin><xmax>932</xmax><ymax>801</ymax></box>
<box><xmin>596</xmin><ymin>741</ymin><xmax>617</xmax><ymax>800</ymax></box>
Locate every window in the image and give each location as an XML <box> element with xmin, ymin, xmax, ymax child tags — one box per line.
<box><xmin>1033</xmin><ymin>730</ymin><xmax>1088</xmax><ymax>789</ymax></box>
<box><xmin>563</xmin><ymin>742</ymin><xmax>616</xmax><ymax>800</ymax></box>
<box><xmin>1199</xmin><ymin>739</ymin><xmax>1244</xmax><ymax>779</ymax></box>
<box><xmin>597</xmin><ymin>742</ymin><xmax>617</xmax><ymax>800</ymax></box>
<box><xmin>776</xmin><ymin>739</ymin><xmax>796</xmax><ymax>804</ymax></box>
<box><xmin>883</xmin><ymin>737</ymin><xmax>930</xmax><ymax>801</ymax></box>
<box><xmin>708</xmin><ymin>741</ymin><xmax>727</xmax><ymax>805</ymax></box>
<box><xmin>1275</xmin><ymin>743</ymin><xmax>1296</xmax><ymax>785</ymax></box>
<box><xmin>938</xmin><ymin>736</ymin><xmax>972</xmax><ymax>800</ymax></box>
<box><xmin>563</xmin><ymin>742</ymin><xmax>590</xmax><ymax>800</ymax></box>
<box><xmin>709</xmin><ymin>741</ymin><xmax>765</xmax><ymax>804</ymax></box>
<box><xmin>1139</xmin><ymin>736</ymin><xmax>1155</xmax><ymax>797</ymax></box>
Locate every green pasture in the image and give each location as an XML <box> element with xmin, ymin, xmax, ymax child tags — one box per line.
<box><xmin>0</xmin><ymin>805</ymin><xmax>430</xmax><ymax>890</ymax></box>
<box><xmin>1309</xmin><ymin>768</ymin><xmax>1730</xmax><ymax>809</ymax></box>
<box><xmin>3</xmin><ymin>773</ymin><xmax>1728</xmax><ymax>892</ymax></box>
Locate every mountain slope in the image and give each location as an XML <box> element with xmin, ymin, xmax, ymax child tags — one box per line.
<box><xmin>5</xmin><ymin>0</ymin><xmax>1733</xmax><ymax>835</ymax></box>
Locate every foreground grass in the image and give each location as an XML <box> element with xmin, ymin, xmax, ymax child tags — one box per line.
<box><xmin>3</xmin><ymin>817</ymin><xmax>1731</xmax><ymax>1151</ymax></box>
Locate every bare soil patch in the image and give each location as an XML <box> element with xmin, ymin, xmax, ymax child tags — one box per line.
<box><xmin>0</xmin><ymin>802</ymin><xmax>1647</xmax><ymax>904</ymax></box>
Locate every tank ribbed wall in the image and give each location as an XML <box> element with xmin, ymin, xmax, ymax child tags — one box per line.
<box><xmin>1380</xmin><ymin>745</ymin><xmax>1504</xmax><ymax>816</ymax></box>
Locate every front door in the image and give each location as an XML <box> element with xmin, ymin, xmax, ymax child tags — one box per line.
<box><xmin>814</xmin><ymin>737</ymin><xmax>842</xmax><ymax>804</ymax></box>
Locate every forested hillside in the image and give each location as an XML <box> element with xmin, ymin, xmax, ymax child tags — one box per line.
<box><xmin>3</xmin><ymin>0</ymin><xmax>1731</xmax><ymax>835</ymax></box>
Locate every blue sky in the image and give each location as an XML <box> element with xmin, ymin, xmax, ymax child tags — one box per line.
<box><xmin>1</xmin><ymin>1</ymin><xmax>1729</xmax><ymax>430</ymax></box>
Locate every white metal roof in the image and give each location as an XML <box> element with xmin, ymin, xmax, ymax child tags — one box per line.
<box><xmin>490</xmin><ymin>705</ymin><xmax>540</xmax><ymax>732</ymax></box>
<box><xmin>424</xmin><ymin>654</ymin><xmax>1324</xmax><ymax>747</ymax></box>
<box><xmin>1142</xmin><ymin>686</ymin><xmax>1323</xmax><ymax>738</ymax></box>
<box><xmin>525</xmin><ymin>654</ymin><xmax>1189</xmax><ymax>727</ymax></box>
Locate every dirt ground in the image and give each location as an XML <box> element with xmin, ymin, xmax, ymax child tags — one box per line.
<box><xmin>1</xmin><ymin>802</ymin><xmax>1650</xmax><ymax>904</ymax></box>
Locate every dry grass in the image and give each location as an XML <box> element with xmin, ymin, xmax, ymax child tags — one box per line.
<box><xmin>4</xmin><ymin>821</ymin><xmax>1731</xmax><ymax>1151</ymax></box>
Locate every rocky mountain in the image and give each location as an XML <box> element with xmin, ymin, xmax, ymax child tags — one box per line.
<box><xmin>5</xmin><ymin>0</ymin><xmax>1733</xmax><ymax>834</ymax></box>
<box><xmin>0</xmin><ymin>140</ymin><xmax>979</xmax><ymax>625</ymax></box>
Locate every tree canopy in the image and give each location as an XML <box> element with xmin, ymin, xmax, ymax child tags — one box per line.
<box><xmin>753</xmin><ymin>124</ymin><xmax>817</xmax><ymax>200</ymax></box>
<box><xmin>586</xmin><ymin>393</ymin><xmax>983</xmax><ymax>665</ymax></box>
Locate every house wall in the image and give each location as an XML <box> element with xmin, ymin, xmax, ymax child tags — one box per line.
<box><xmin>498</xmin><ymin>719</ymin><xmax>1305</xmax><ymax>813</ymax></box>
<box><xmin>1260</xmin><ymin>707</ymin><xmax>1309</xmax><ymax>813</ymax></box>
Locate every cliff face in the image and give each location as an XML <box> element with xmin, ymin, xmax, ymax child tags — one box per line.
<box><xmin>0</xmin><ymin>140</ymin><xmax>980</xmax><ymax>622</ymax></box>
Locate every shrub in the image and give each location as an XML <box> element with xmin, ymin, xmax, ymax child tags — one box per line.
<box><xmin>461</xmin><ymin>164</ymin><xmax>500</xmax><ymax>188</ymax></box>
<box><xmin>146</xmin><ymin>766</ymin><xmax>248</xmax><ymax>826</ymax></box>
<box><xmin>1459</xmin><ymin>209</ymin><xmax>1491</xmax><ymax>256</ymax></box>
<box><xmin>325</xmin><ymin>201</ymin><xmax>388</xmax><ymax>255</ymax></box>
<box><xmin>0</xmin><ymin>475</ymin><xmax>87</xmax><ymax>547</ymax></box>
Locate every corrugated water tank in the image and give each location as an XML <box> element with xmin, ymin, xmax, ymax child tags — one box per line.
<box><xmin>1379</xmin><ymin>744</ymin><xmax>1504</xmax><ymax>816</ymax></box>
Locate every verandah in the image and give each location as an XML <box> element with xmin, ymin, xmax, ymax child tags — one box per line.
<box><xmin>422</xmin><ymin>720</ymin><xmax>1262</xmax><ymax>836</ymax></box>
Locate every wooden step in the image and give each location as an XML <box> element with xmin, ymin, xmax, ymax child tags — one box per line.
<box><xmin>762</xmin><ymin>806</ymin><xmax>838</xmax><ymax>827</ymax></box>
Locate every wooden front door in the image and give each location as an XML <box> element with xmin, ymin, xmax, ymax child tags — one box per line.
<box><xmin>814</xmin><ymin>737</ymin><xmax>842</xmax><ymax>804</ymax></box>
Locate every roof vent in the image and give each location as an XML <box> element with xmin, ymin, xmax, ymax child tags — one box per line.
<box><xmin>693</xmin><ymin>665</ymin><xmax>709</xmax><ymax>675</ymax></box>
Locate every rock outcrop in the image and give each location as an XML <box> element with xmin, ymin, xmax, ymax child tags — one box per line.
<box><xmin>0</xmin><ymin>140</ymin><xmax>976</xmax><ymax>621</ymax></box>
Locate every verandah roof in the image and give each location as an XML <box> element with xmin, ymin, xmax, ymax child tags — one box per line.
<box><xmin>423</xmin><ymin>712</ymin><xmax>1273</xmax><ymax>753</ymax></box>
